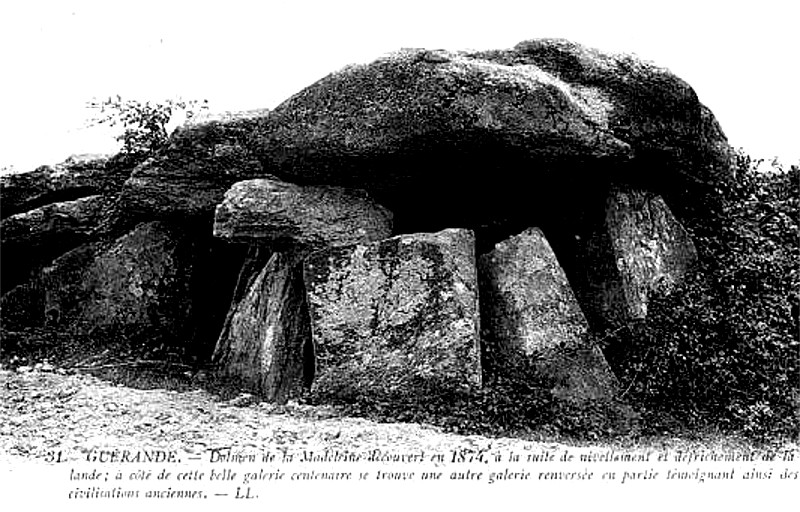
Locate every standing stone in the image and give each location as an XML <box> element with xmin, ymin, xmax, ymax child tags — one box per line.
<box><xmin>212</xmin><ymin>251</ymin><xmax>310</xmax><ymax>403</ymax></box>
<box><xmin>607</xmin><ymin>189</ymin><xmax>698</xmax><ymax>319</ymax></box>
<box><xmin>213</xmin><ymin>247</ymin><xmax>273</xmax><ymax>350</ymax></box>
<box><xmin>580</xmin><ymin>187</ymin><xmax>698</xmax><ymax>331</ymax></box>
<box><xmin>40</xmin><ymin>221</ymin><xmax>194</xmax><ymax>335</ymax></box>
<box><xmin>210</xmin><ymin>178</ymin><xmax>393</xmax><ymax>401</ymax></box>
<box><xmin>304</xmin><ymin>228</ymin><xmax>481</xmax><ymax>400</ymax></box>
<box><xmin>213</xmin><ymin>179</ymin><xmax>393</xmax><ymax>249</ymax></box>
<box><xmin>479</xmin><ymin>227</ymin><xmax>618</xmax><ymax>403</ymax></box>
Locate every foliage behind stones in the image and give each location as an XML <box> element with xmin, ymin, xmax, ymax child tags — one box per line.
<box><xmin>88</xmin><ymin>96</ymin><xmax>209</xmax><ymax>158</ymax></box>
<box><xmin>615</xmin><ymin>152</ymin><xmax>799</xmax><ymax>439</ymax></box>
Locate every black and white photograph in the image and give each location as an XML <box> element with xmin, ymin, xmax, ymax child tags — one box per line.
<box><xmin>1</xmin><ymin>1</ymin><xmax>797</xmax><ymax>509</ymax></box>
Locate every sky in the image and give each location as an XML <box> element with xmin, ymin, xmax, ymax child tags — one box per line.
<box><xmin>1</xmin><ymin>0</ymin><xmax>798</xmax><ymax>173</ymax></box>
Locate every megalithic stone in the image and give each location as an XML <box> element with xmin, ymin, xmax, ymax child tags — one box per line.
<box><xmin>304</xmin><ymin>228</ymin><xmax>482</xmax><ymax>400</ymax></box>
<box><xmin>479</xmin><ymin>227</ymin><xmax>618</xmax><ymax>403</ymax></box>
<box><xmin>210</xmin><ymin>178</ymin><xmax>394</xmax><ymax>401</ymax></box>
<box><xmin>579</xmin><ymin>187</ymin><xmax>698</xmax><ymax>332</ymax></box>
<box><xmin>212</xmin><ymin>251</ymin><xmax>310</xmax><ymax>403</ymax></box>
<box><xmin>213</xmin><ymin>178</ymin><xmax>393</xmax><ymax>250</ymax></box>
<box><xmin>26</xmin><ymin>221</ymin><xmax>195</xmax><ymax>336</ymax></box>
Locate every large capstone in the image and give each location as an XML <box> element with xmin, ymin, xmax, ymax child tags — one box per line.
<box><xmin>304</xmin><ymin>228</ymin><xmax>482</xmax><ymax>400</ymax></box>
<box><xmin>109</xmin><ymin>39</ymin><xmax>734</xmax><ymax>249</ymax></box>
<box><xmin>251</xmin><ymin>39</ymin><xmax>733</xmax><ymax>242</ymax></box>
<box><xmin>479</xmin><ymin>227</ymin><xmax>618</xmax><ymax>403</ymax></box>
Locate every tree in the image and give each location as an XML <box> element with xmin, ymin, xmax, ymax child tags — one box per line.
<box><xmin>87</xmin><ymin>96</ymin><xmax>209</xmax><ymax>157</ymax></box>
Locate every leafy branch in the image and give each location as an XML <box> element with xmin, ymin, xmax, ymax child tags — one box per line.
<box><xmin>87</xmin><ymin>96</ymin><xmax>209</xmax><ymax>156</ymax></box>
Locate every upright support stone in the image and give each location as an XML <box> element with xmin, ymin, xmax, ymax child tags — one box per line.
<box><xmin>479</xmin><ymin>227</ymin><xmax>618</xmax><ymax>403</ymax></box>
<box><xmin>212</xmin><ymin>252</ymin><xmax>310</xmax><ymax>403</ymax></box>
<box><xmin>210</xmin><ymin>178</ymin><xmax>394</xmax><ymax>401</ymax></box>
<box><xmin>607</xmin><ymin>188</ymin><xmax>698</xmax><ymax>319</ymax></box>
<box><xmin>575</xmin><ymin>187</ymin><xmax>698</xmax><ymax>367</ymax></box>
<box><xmin>0</xmin><ymin>221</ymin><xmax>195</xmax><ymax>336</ymax></box>
<box><xmin>214</xmin><ymin>246</ymin><xmax>273</xmax><ymax>350</ymax></box>
<box><xmin>304</xmin><ymin>229</ymin><xmax>482</xmax><ymax>400</ymax></box>
<box><xmin>579</xmin><ymin>187</ymin><xmax>698</xmax><ymax>330</ymax></box>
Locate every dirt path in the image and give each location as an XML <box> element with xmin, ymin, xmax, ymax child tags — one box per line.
<box><xmin>2</xmin><ymin>365</ymin><xmax>798</xmax><ymax>512</ymax></box>
<box><xmin>4</xmin><ymin>365</ymin><xmax>793</xmax><ymax>466</ymax></box>
<box><xmin>0</xmin><ymin>367</ymin><xmax>569</xmax><ymax>464</ymax></box>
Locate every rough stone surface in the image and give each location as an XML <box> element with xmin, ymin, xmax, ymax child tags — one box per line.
<box><xmin>1</xmin><ymin>195</ymin><xmax>108</xmax><ymax>244</ymax></box>
<box><xmin>213</xmin><ymin>250</ymin><xmax>310</xmax><ymax>403</ymax></box>
<box><xmin>578</xmin><ymin>187</ymin><xmax>698</xmax><ymax>332</ymax></box>
<box><xmin>1</xmin><ymin>242</ymin><xmax>99</xmax><ymax>331</ymax></box>
<box><xmin>304</xmin><ymin>228</ymin><xmax>482</xmax><ymax>399</ymax></box>
<box><xmin>0</xmin><ymin>277</ymin><xmax>50</xmax><ymax>330</ymax></box>
<box><xmin>251</xmin><ymin>38</ymin><xmax>733</xmax><ymax>240</ymax></box>
<box><xmin>0</xmin><ymin>154</ymin><xmax>132</xmax><ymax>219</ymax></box>
<box><xmin>94</xmin><ymin>39</ymin><xmax>732</xmax><ymax>253</ymax></box>
<box><xmin>213</xmin><ymin>247</ymin><xmax>273</xmax><ymax>347</ymax></box>
<box><xmin>478</xmin><ymin>228</ymin><xmax>618</xmax><ymax>402</ymax></box>
<box><xmin>39</xmin><ymin>221</ymin><xmax>194</xmax><ymax>334</ymax></box>
<box><xmin>115</xmin><ymin>112</ymin><xmax>268</xmax><ymax>224</ymax></box>
<box><xmin>213</xmin><ymin>179</ymin><xmax>393</xmax><ymax>250</ymax></box>
<box><xmin>0</xmin><ymin>195</ymin><xmax>111</xmax><ymax>294</ymax></box>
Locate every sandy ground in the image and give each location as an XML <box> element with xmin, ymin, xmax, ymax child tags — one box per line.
<box><xmin>1</xmin><ymin>366</ymin><xmax>568</xmax><ymax>464</ymax></box>
<box><xmin>2</xmin><ymin>366</ymin><xmax>798</xmax><ymax>511</ymax></box>
<box><xmin>3</xmin><ymin>365</ymin><xmax>795</xmax><ymax>463</ymax></box>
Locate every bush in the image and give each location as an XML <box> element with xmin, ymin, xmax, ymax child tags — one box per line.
<box><xmin>87</xmin><ymin>96</ymin><xmax>208</xmax><ymax>157</ymax></box>
<box><xmin>616</xmin><ymin>152</ymin><xmax>799</xmax><ymax>439</ymax></box>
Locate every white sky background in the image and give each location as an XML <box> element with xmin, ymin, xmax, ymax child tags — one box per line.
<box><xmin>1</xmin><ymin>0</ymin><xmax>798</xmax><ymax>172</ymax></box>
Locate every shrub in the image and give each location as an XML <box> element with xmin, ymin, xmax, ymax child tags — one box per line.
<box><xmin>87</xmin><ymin>96</ymin><xmax>208</xmax><ymax>157</ymax></box>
